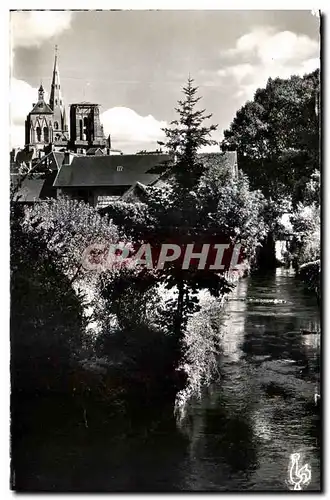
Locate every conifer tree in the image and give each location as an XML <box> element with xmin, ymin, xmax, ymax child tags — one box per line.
<box><xmin>155</xmin><ymin>76</ymin><xmax>218</xmax><ymax>197</ymax></box>
<box><xmin>146</xmin><ymin>78</ymin><xmax>225</xmax><ymax>343</ymax></box>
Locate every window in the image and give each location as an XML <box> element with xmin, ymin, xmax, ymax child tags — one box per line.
<box><xmin>117</xmin><ymin>166</ymin><xmax>123</xmax><ymax>172</ymax></box>
<box><xmin>79</xmin><ymin>119</ymin><xmax>83</xmax><ymax>140</ymax></box>
<box><xmin>83</xmin><ymin>117</ymin><xmax>89</xmax><ymax>141</ymax></box>
<box><xmin>54</xmin><ymin>121</ymin><xmax>59</xmax><ymax>130</ymax></box>
<box><xmin>55</xmin><ymin>99</ymin><xmax>58</xmax><ymax>105</ymax></box>
<box><xmin>36</xmin><ymin>126</ymin><xmax>41</xmax><ymax>142</ymax></box>
<box><xmin>43</xmin><ymin>127</ymin><xmax>49</xmax><ymax>143</ymax></box>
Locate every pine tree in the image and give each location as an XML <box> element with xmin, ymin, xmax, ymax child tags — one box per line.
<box><xmin>147</xmin><ymin>78</ymin><xmax>221</xmax><ymax>343</ymax></box>
<box><xmin>155</xmin><ymin>76</ymin><xmax>218</xmax><ymax>196</ymax></box>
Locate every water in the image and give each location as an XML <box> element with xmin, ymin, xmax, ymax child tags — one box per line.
<box><xmin>13</xmin><ymin>269</ymin><xmax>321</xmax><ymax>491</ymax></box>
<box><xmin>176</xmin><ymin>268</ymin><xmax>321</xmax><ymax>491</ymax></box>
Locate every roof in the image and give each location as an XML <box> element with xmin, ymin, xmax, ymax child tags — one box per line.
<box><xmin>86</xmin><ymin>147</ymin><xmax>104</xmax><ymax>156</ymax></box>
<box><xmin>71</xmin><ymin>102</ymin><xmax>100</xmax><ymax>107</ymax></box>
<box><xmin>31</xmin><ymin>151</ymin><xmax>65</xmax><ymax>172</ymax></box>
<box><xmin>30</xmin><ymin>100</ymin><xmax>53</xmax><ymax>115</ymax></box>
<box><xmin>12</xmin><ymin>177</ymin><xmax>46</xmax><ymax>202</ymax></box>
<box><xmin>53</xmin><ymin>152</ymin><xmax>65</xmax><ymax>169</ymax></box>
<box><xmin>120</xmin><ymin>181</ymin><xmax>148</xmax><ymax>202</ymax></box>
<box><xmin>53</xmin><ymin>154</ymin><xmax>170</xmax><ymax>188</ymax></box>
<box><xmin>12</xmin><ymin>172</ymin><xmax>57</xmax><ymax>202</ymax></box>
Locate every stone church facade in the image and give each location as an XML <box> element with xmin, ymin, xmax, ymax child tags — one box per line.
<box><xmin>23</xmin><ymin>47</ymin><xmax>110</xmax><ymax>158</ymax></box>
<box><xmin>24</xmin><ymin>48</ymin><xmax>69</xmax><ymax>153</ymax></box>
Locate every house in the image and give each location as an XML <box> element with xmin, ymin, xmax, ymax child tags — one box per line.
<box><xmin>53</xmin><ymin>153</ymin><xmax>170</xmax><ymax>208</ymax></box>
<box><xmin>11</xmin><ymin>150</ymin><xmax>239</xmax><ymax>208</ymax></box>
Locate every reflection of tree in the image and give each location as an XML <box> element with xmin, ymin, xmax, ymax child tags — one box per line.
<box><xmin>203</xmin><ymin>405</ymin><xmax>257</xmax><ymax>475</ymax></box>
<box><xmin>240</xmin><ymin>272</ymin><xmax>320</xmax><ymax>365</ymax></box>
<box><xmin>181</xmin><ymin>387</ymin><xmax>258</xmax><ymax>488</ymax></box>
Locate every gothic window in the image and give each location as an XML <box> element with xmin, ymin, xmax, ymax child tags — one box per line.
<box><xmin>60</xmin><ymin>100</ymin><xmax>62</xmax><ymax>105</ymax></box>
<box><xmin>54</xmin><ymin>121</ymin><xmax>59</xmax><ymax>130</ymax></box>
<box><xmin>55</xmin><ymin>99</ymin><xmax>58</xmax><ymax>105</ymax></box>
<box><xmin>83</xmin><ymin>117</ymin><xmax>89</xmax><ymax>141</ymax></box>
<box><xmin>36</xmin><ymin>126</ymin><xmax>41</xmax><ymax>142</ymax></box>
<box><xmin>43</xmin><ymin>127</ymin><xmax>49</xmax><ymax>143</ymax></box>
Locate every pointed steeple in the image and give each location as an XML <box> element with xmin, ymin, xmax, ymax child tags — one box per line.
<box><xmin>49</xmin><ymin>45</ymin><xmax>67</xmax><ymax>131</ymax></box>
<box><xmin>38</xmin><ymin>83</ymin><xmax>44</xmax><ymax>101</ymax></box>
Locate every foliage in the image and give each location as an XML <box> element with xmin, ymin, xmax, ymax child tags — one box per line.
<box><xmin>23</xmin><ymin>198</ymin><xmax>119</xmax><ymax>283</ymax></box>
<box><xmin>298</xmin><ymin>260</ymin><xmax>320</xmax><ymax>301</ymax></box>
<box><xmin>290</xmin><ymin>202</ymin><xmax>320</xmax><ymax>268</ymax></box>
<box><xmin>289</xmin><ymin>163</ymin><xmax>320</xmax><ymax>269</ymax></box>
<box><xmin>196</xmin><ymin>163</ymin><xmax>267</xmax><ymax>258</ymax></box>
<box><xmin>93</xmin><ymin>79</ymin><xmax>268</xmax><ymax>415</ymax></box>
<box><xmin>11</xmin><ymin>202</ymin><xmax>87</xmax><ymax>394</ymax></box>
<box><xmin>221</xmin><ymin>69</ymin><xmax>320</xmax><ymax>205</ymax></box>
<box><xmin>175</xmin><ymin>294</ymin><xmax>222</xmax><ymax>422</ymax></box>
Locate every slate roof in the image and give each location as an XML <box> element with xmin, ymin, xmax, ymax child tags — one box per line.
<box><xmin>53</xmin><ymin>154</ymin><xmax>170</xmax><ymax>188</ymax></box>
<box><xmin>12</xmin><ymin>172</ymin><xmax>57</xmax><ymax>202</ymax></box>
<box><xmin>86</xmin><ymin>147</ymin><xmax>104</xmax><ymax>156</ymax></box>
<box><xmin>12</xmin><ymin>178</ymin><xmax>46</xmax><ymax>202</ymax></box>
<box><xmin>30</xmin><ymin>100</ymin><xmax>53</xmax><ymax>115</ymax></box>
<box><xmin>32</xmin><ymin>151</ymin><xmax>65</xmax><ymax>172</ymax></box>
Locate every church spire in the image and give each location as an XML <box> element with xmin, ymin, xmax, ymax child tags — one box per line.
<box><xmin>49</xmin><ymin>45</ymin><xmax>60</xmax><ymax>109</ymax></box>
<box><xmin>49</xmin><ymin>45</ymin><xmax>67</xmax><ymax>131</ymax></box>
<box><xmin>38</xmin><ymin>83</ymin><xmax>45</xmax><ymax>102</ymax></box>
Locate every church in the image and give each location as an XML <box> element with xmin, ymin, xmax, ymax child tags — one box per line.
<box><xmin>11</xmin><ymin>47</ymin><xmax>238</xmax><ymax>208</ymax></box>
<box><xmin>23</xmin><ymin>47</ymin><xmax>111</xmax><ymax>157</ymax></box>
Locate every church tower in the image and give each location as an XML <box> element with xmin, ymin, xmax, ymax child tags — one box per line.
<box><xmin>49</xmin><ymin>46</ymin><xmax>69</xmax><ymax>146</ymax></box>
<box><xmin>24</xmin><ymin>46</ymin><xmax>68</xmax><ymax>154</ymax></box>
<box><xmin>69</xmin><ymin>103</ymin><xmax>107</xmax><ymax>153</ymax></box>
<box><xmin>24</xmin><ymin>84</ymin><xmax>53</xmax><ymax>151</ymax></box>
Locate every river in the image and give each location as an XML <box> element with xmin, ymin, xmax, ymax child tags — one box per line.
<box><xmin>13</xmin><ymin>269</ymin><xmax>321</xmax><ymax>492</ymax></box>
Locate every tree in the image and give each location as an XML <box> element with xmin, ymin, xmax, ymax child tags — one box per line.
<box><xmin>221</xmin><ymin>69</ymin><xmax>320</xmax><ymax>205</ymax></box>
<box><xmin>144</xmin><ymin>78</ymin><xmax>224</xmax><ymax>342</ymax></box>
<box><xmin>10</xmin><ymin>202</ymin><xmax>87</xmax><ymax>394</ymax></box>
<box><xmin>23</xmin><ymin>198</ymin><xmax>119</xmax><ymax>284</ymax></box>
<box><xmin>97</xmin><ymin>79</ymin><xmax>267</xmax><ymax>410</ymax></box>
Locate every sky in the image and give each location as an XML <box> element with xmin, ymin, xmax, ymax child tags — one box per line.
<box><xmin>10</xmin><ymin>10</ymin><xmax>320</xmax><ymax>153</ymax></box>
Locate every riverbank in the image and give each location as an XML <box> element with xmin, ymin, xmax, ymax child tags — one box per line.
<box><xmin>298</xmin><ymin>260</ymin><xmax>320</xmax><ymax>303</ymax></box>
<box><xmin>11</xmin><ymin>269</ymin><xmax>321</xmax><ymax>491</ymax></box>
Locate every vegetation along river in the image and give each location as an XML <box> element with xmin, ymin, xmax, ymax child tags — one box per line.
<box><xmin>13</xmin><ymin>268</ymin><xmax>321</xmax><ymax>492</ymax></box>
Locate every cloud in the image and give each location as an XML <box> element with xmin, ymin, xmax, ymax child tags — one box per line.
<box><xmin>10</xmin><ymin>78</ymin><xmax>47</xmax><ymax>148</ymax></box>
<box><xmin>101</xmin><ymin>107</ymin><xmax>167</xmax><ymax>152</ymax></box>
<box><xmin>9</xmin><ymin>85</ymin><xmax>167</xmax><ymax>153</ymax></box>
<box><xmin>217</xmin><ymin>63</ymin><xmax>254</xmax><ymax>83</ymax></box>
<box><xmin>10</xmin><ymin>11</ymin><xmax>73</xmax><ymax>48</ymax></box>
<box><xmin>217</xmin><ymin>27</ymin><xmax>319</xmax><ymax>100</ymax></box>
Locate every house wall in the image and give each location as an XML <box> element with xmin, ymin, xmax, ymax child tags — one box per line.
<box><xmin>58</xmin><ymin>186</ymin><xmax>128</xmax><ymax>207</ymax></box>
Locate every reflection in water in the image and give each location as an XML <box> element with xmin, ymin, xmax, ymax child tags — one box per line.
<box><xmin>180</xmin><ymin>269</ymin><xmax>321</xmax><ymax>491</ymax></box>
